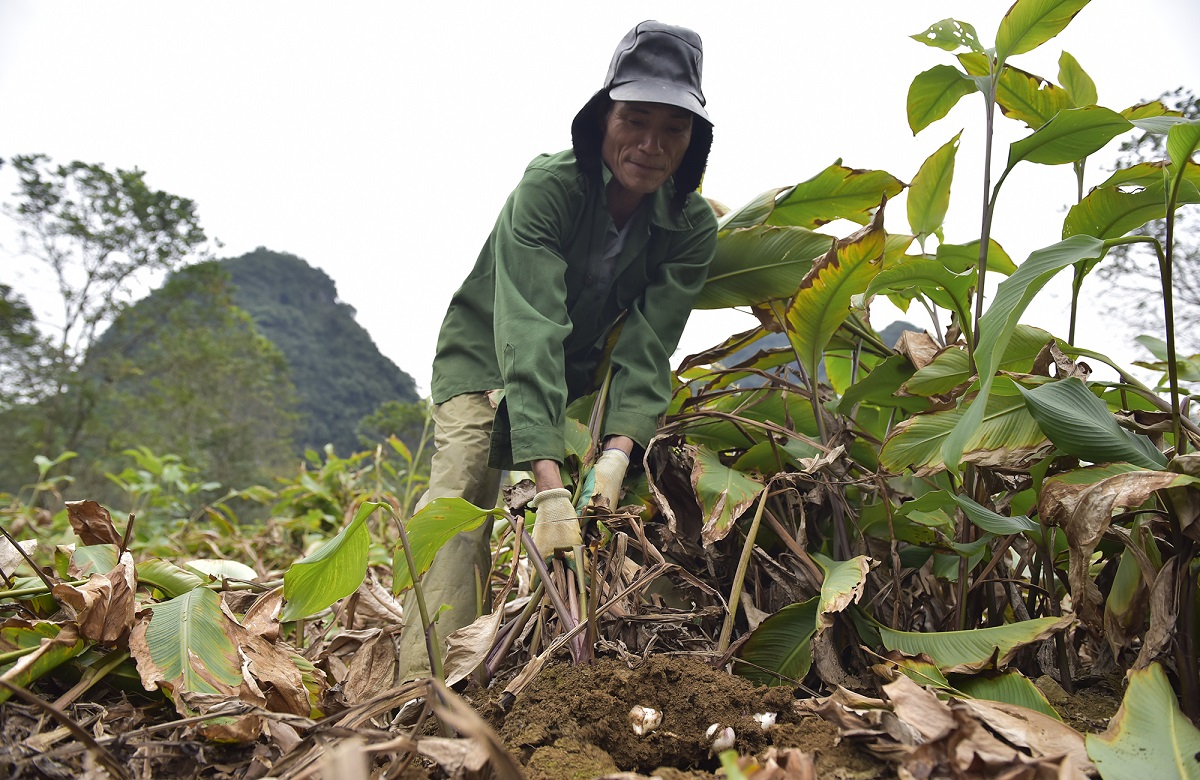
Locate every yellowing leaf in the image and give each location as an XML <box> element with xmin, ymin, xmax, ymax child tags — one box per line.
<box><xmin>1087</xmin><ymin>663</ymin><xmax>1200</xmax><ymax>779</ymax></box>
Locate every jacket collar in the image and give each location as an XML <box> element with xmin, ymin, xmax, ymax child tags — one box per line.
<box><xmin>599</xmin><ymin>163</ymin><xmax>696</xmax><ymax>232</ymax></box>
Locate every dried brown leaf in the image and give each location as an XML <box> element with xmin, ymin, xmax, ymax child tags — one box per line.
<box><xmin>1134</xmin><ymin>556</ymin><xmax>1182</xmax><ymax>670</ymax></box>
<box><xmin>955</xmin><ymin>698</ymin><xmax>1092</xmax><ymax>773</ymax></box>
<box><xmin>342</xmin><ymin>631</ymin><xmax>398</xmax><ymax>705</ymax></box>
<box><xmin>416</xmin><ymin>736</ymin><xmax>489</xmax><ymax>779</ymax></box>
<box><xmin>0</xmin><ymin>538</ymin><xmax>37</xmax><ymax>576</ymax></box>
<box><xmin>65</xmin><ymin>500</ymin><xmax>123</xmax><ymax>546</ymax></box>
<box><xmin>893</xmin><ymin>330</ymin><xmax>943</xmax><ymax>371</ymax></box>
<box><xmin>1041</xmin><ymin>470</ymin><xmax>1185</xmax><ymax>629</ymax></box>
<box><xmin>241</xmin><ymin>586</ymin><xmax>284</xmax><ymax>639</ymax></box>
<box><xmin>51</xmin><ymin>552</ymin><xmax>136</xmax><ymax>645</ymax></box>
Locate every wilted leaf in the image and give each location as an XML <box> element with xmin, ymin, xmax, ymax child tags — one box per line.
<box><xmin>879</xmin><ymin>614</ymin><xmax>1072</xmax><ymax>673</ymax></box>
<box><xmin>443</xmin><ymin>608</ymin><xmax>504</xmax><ymax>689</ymax></box>
<box><xmin>0</xmin><ymin>539</ymin><xmax>37</xmax><ymax>576</ymax></box>
<box><xmin>0</xmin><ymin>623</ymin><xmax>86</xmax><ymax>704</ymax></box>
<box><xmin>816</xmin><ymin>556</ymin><xmax>870</xmax><ymax>632</ymax></box>
<box><xmin>1087</xmin><ymin>663</ymin><xmax>1200</xmax><ymax>779</ymax></box>
<box><xmin>51</xmin><ymin>552</ymin><xmax>136</xmax><ymax>645</ymax></box>
<box><xmin>342</xmin><ymin>630</ymin><xmax>399</xmax><ymax>705</ymax></box>
<box><xmin>786</xmin><ymin>206</ymin><xmax>887</xmax><ymax>382</ymax></box>
<box><xmin>767</xmin><ymin>164</ymin><xmax>904</xmax><ymax>229</ymax></box>
<box><xmin>1040</xmin><ymin>468</ymin><xmax>1197</xmax><ymax>629</ymax></box>
<box><xmin>910</xmin><ymin>18</ymin><xmax>984</xmax><ymax>52</ymax></box>
<box><xmin>691</xmin><ymin>445</ymin><xmax>765</xmax><ymax>545</ymax></box>
<box><xmin>65</xmin><ymin>500</ymin><xmax>123</xmax><ymax>546</ymax></box>
<box><xmin>959</xmin><ymin>53</ymin><xmax>1072</xmax><ymax>130</ymax></box>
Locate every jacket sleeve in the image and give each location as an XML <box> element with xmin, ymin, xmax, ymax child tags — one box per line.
<box><xmin>604</xmin><ymin>207</ymin><xmax>717</xmax><ymax>449</ymax></box>
<box><xmin>491</xmin><ymin>166</ymin><xmax>579</xmax><ymax>464</ymax></box>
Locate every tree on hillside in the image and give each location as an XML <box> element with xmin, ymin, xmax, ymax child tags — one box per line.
<box><xmin>1097</xmin><ymin>88</ymin><xmax>1200</xmax><ymax>350</ymax></box>
<box><xmin>79</xmin><ymin>263</ymin><xmax>298</xmax><ymax>497</ymax></box>
<box><xmin>2</xmin><ymin>154</ymin><xmax>210</xmax><ymax>456</ymax></box>
<box><xmin>221</xmin><ymin>248</ymin><xmax>421</xmax><ymax>455</ymax></box>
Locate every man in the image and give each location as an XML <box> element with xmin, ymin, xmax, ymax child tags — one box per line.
<box><xmin>398</xmin><ymin>20</ymin><xmax>717</xmax><ymax>681</ymax></box>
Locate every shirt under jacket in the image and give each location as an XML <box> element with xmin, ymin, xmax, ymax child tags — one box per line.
<box><xmin>430</xmin><ymin>149</ymin><xmax>718</xmax><ymax>469</ymax></box>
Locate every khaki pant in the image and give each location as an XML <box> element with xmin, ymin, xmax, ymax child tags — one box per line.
<box><xmin>397</xmin><ymin>392</ymin><xmax>501</xmax><ymax>682</ymax></box>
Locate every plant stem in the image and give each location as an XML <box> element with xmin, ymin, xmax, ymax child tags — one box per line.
<box><xmin>1161</xmin><ymin>175</ymin><xmax>1186</xmax><ymax>456</ymax></box>
<box><xmin>393</xmin><ymin>507</ymin><xmax>444</xmax><ymax>682</ymax></box>
<box><xmin>1067</xmin><ymin>159</ymin><xmax>1087</xmax><ymax>345</ymax></box>
<box><xmin>717</xmin><ymin>485</ymin><xmax>771</xmax><ymax>655</ymax></box>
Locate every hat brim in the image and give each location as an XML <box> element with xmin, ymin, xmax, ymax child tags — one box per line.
<box><xmin>609</xmin><ymin>80</ymin><xmax>710</xmax><ymax>123</ymax></box>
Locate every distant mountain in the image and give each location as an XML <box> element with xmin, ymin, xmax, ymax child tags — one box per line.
<box><xmin>222</xmin><ymin>248</ymin><xmax>420</xmax><ymax>455</ymax></box>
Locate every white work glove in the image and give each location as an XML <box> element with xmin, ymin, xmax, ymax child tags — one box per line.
<box><xmin>590</xmin><ymin>448</ymin><xmax>630</xmax><ymax>510</ymax></box>
<box><xmin>529</xmin><ymin>488</ymin><xmax>580</xmax><ymax>555</ymax></box>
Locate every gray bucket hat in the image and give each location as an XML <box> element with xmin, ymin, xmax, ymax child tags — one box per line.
<box><xmin>602</xmin><ymin>21</ymin><xmax>709</xmax><ymax>122</ymax></box>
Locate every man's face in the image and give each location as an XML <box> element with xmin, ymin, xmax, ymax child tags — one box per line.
<box><xmin>601</xmin><ymin>101</ymin><xmax>694</xmax><ymax>197</ymax></box>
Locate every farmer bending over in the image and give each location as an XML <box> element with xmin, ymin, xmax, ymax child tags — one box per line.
<box><xmin>398</xmin><ymin>20</ymin><xmax>717</xmax><ymax>682</ymax></box>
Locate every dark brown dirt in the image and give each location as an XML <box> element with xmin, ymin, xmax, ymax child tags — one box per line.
<box><xmin>483</xmin><ymin>655</ymin><xmax>889</xmax><ymax>779</ymax></box>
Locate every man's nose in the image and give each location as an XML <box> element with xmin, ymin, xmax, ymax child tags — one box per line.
<box><xmin>638</xmin><ymin>131</ymin><xmax>664</xmax><ymax>155</ymax></box>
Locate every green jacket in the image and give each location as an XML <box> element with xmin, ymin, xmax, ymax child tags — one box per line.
<box><xmin>430</xmin><ymin>149</ymin><xmax>717</xmax><ymax>469</ymax></box>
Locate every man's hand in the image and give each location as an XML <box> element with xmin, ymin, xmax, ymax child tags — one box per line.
<box><xmin>590</xmin><ymin>448</ymin><xmax>630</xmax><ymax>509</ymax></box>
<box><xmin>529</xmin><ymin>487</ymin><xmax>580</xmax><ymax>555</ymax></box>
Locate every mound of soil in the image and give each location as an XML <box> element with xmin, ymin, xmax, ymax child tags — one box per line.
<box><xmin>484</xmin><ymin>656</ymin><xmax>888</xmax><ymax>779</ymax></box>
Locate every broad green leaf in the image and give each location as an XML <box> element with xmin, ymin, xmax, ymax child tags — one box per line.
<box><xmin>695</xmin><ymin>224</ymin><xmax>834</xmax><ymax>309</ymax></box>
<box><xmin>0</xmin><ymin>623</ymin><xmax>86</xmax><ymax>704</ymax></box>
<box><xmin>767</xmin><ymin>164</ymin><xmax>904</xmax><ymax>229</ymax></box>
<box><xmin>734</xmin><ymin>597</ymin><xmax>819</xmax><ymax>686</ymax></box>
<box><xmin>880</xmin><ymin>615</ymin><xmax>1071</xmax><ymax>673</ymax></box>
<box><xmin>1042</xmin><ymin>462</ymin><xmax>1144</xmax><ymax>487</ymax></box>
<box><xmin>941</xmin><ymin>235</ymin><xmax>1108</xmax><ymax>470</ymax></box>
<box><xmin>936</xmin><ymin>238</ymin><xmax>1018</xmax><ymax>275</ymax></box>
<box><xmin>785</xmin><ymin>214</ymin><xmax>886</xmax><ymax>382</ymax></box>
<box><xmin>281</xmin><ymin>501</ymin><xmax>386</xmax><ymax>621</ymax></box>
<box><xmin>1057</xmin><ymin>51</ymin><xmax>1096</xmax><ymax>107</ymax></box>
<box><xmin>692</xmin><ymin>445</ymin><xmax>765</xmax><ymax>545</ymax></box>
<box><xmin>865</xmin><ymin>258</ymin><xmax>974</xmax><ymax>328</ymax></box>
<box><xmin>903</xmin><ymin>324</ymin><xmax>1054</xmax><ymax>396</ymax></box>
<box><xmin>391</xmin><ymin>498</ymin><xmax>493</xmax><ymax>593</ymax></box>
<box><xmin>1007</xmin><ymin>106</ymin><xmax>1131</xmax><ymax>169</ymax></box>
<box><xmin>883</xmin><ymin>383</ymin><xmax>1050</xmax><ymax>474</ymax></box>
<box><xmin>59</xmin><ymin>543</ymin><xmax>119</xmax><ymax>579</ymax></box>
<box><xmin>959</xmin><ymin>53</ymin><xmax>1071</xmax><ymax>130</ymax></box>
<box><xmin>1168</xmin><ymin>119</ymin><xmax>1200</xmax><ymax>172</ymax></box>
<box><xmin>1062</xmin><ymin>182</ymin><xmax>1199</xmax><ymax>239</ymax></box>
<box><xmin>1087</xmin><ymin>663</ymin><xmax>1200</xmax><ymax>779</ymax></box>
<box><xmin>1098</xmin><ymin>160</ymin><xmax>1173</xmax><ymax>189</ymax></box>
<box><xmin>955</xmin><ymin>671</ymin><xmax>1062</xmax><ymax>719</ymax></box>
<box><xmin>908</xmin><ymin>132</ymin><xmax>962</xmax><ymax>241</ymax></box>
<box><xmin>140</xmin><ymin>587</ymin><xmax>242</xmax><ymax>696</ymax></box>
<box><xmin>951</xmin><ymin>493</ymin><xmax>1039</xmax><ymax>534</ymax></box>
<box><xmin>837</xmin><ymin>354</ymin><xmax>924</xmax><ymax>413</ymax></box>
<box><xmin>718</xmin><ymin>186</ymin><xmax>790</xmax><ymax>232</ymax></box>
<box><xmin>882</xmin><ymin>653</ymin><xmax>952</xmax><ymax>688</ymax></box>
<box><xmin>137</xmin><ymin>558</ymin><xmax>205</xmax><ymax>599</ymax></box>
<box><xmin>995</xmin><ymin>0</ymin><xmax>1091</xmax><ymax>62</ymax></box>
<box><xmin>1018</xmin><ymin>378</ymin><xmax>1167</xmax><ymax>469</ymax></box>
<box><xmin>816</xmin><ymin>556</ymin><xmax>870</xmax><ymax>631</ymax></box>
<box><xmin>563</xmin><ymin>417</ymin><xmax>592</xmax><ymax>462</ymax></box>
<box><xmin>184</xmin><ymin>559</ymin><xmax>258</xmax><ymax>582</ymax></box>
<box><xmin>907</xmin><ymin>65</ymin><xmax>977</xmax><ymax>135</ymax></box>
<box><xmin>910</xmin><ymin>18</ymin><xmax>984</xmax><ymax>52</ymax></box>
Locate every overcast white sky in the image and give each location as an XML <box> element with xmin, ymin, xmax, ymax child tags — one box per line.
<box><xmin>2</xmin><ymin>1</ymin><xmax>1198</xmax><ymax>394</ymax></box>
